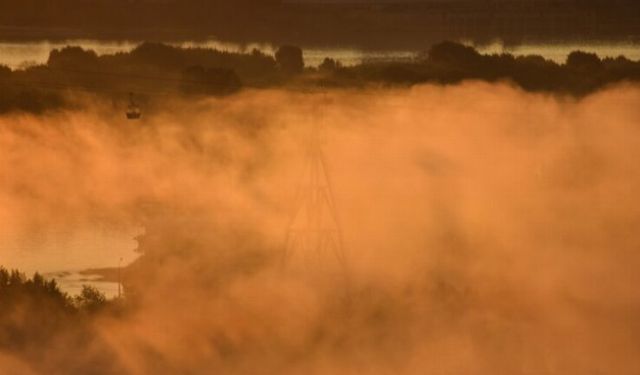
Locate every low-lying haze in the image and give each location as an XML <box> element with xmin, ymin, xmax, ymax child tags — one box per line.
<box><xmin>1</xmin><ymin>82</ymin><xmax>640</xmax><ymax>374</ymax></box>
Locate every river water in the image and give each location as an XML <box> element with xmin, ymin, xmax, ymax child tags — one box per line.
<box><xmin>0</xmin><ymin>224</ymin><xmax>141</xmax><ymax>298</ymax></box>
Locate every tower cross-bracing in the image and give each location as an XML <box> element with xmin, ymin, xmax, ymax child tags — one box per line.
<box><xmin>284</xmin><ymin>118</ymin><xmax>346</xmax><ymax>272</ymax></box>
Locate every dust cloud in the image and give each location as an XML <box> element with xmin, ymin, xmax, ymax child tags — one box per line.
<box><xmin>1</xmin><ymin>82</ymin><xmax>640</xmax><ymax>374</ymax></box>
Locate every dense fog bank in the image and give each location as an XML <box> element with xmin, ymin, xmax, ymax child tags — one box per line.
<box><xmin>1</xmin><ymin>83</ymin><xmax>639</xmax><ymax>374</ymax></box>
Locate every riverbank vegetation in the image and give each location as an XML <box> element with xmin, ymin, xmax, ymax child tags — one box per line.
<box><xmin>1</xmin><ymin>41</ymin><xmax>640</xmax><ymax>114</ymax></box>
<box><xmin>0</xmin><ymin>267</ymin><xmax>125</xmax><ymax>374</ymax></box>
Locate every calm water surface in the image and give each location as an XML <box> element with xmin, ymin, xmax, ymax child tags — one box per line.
<box><xmin>0</xmin><ymin>224</ymin><xmax>141</xmax><ymax>297</ymax></box>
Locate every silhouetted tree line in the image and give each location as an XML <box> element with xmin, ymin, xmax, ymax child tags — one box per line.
<box><xmin>325</xmin><ymin>41</ymin><xmax>640</xmax><ymax>95</ymax></box>
<box><xmin>0</xmin><ymin>42</ymin><xmax>310</xmax><ymax>113</ymax></box>
<box><xmin>1</xmin><ymin>41</ymin><xmax>640</xmax><ymax>113</ymax></box>
<box><xmin>44</xmin><ymin>42</ymin><xmax>277</xmax><ymax>92</ymax></box>
<box><xmin>0</xmin><ymin>266</ymin><xmax>115</xmax><ymax>314</ymax></box>
<box><xmin>0</xmin><ymin>266</ymin><xmax>124</xmax><ymax>374</ymax></box>
<box><xmin>0</xmin><ymin>42</ymin><xmax>282</xmax><ymax>113</ymax></box>
<box><xmin>181</xmin><ymin>66</ymin><xmax>242</xmax><ymax>96</ymax></box>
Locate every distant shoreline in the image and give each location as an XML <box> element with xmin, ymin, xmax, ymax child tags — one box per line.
<box><xmin>78</xmin><ymin>267</ymin><xmax>119</xmax><ymax>283</ymax></box>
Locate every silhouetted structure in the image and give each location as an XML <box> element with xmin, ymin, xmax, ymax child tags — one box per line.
<box><xmin>284</xmin><ymin>114</ymin><xmax>346</xmax><ymax>273</ymax></box>
<box><xmin>126</xmin><ymin>92</ymin><xmax>141</xmax><ymax>120</ymax></box>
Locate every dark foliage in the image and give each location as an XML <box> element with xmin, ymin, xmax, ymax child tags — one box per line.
<box><xmin>428</xmin><ymin>41</ymin><xmax>483</xmax><ymax>70</ymax></box>
<box><xmin>0</xmin><ymin>42</ymin><xmax>279</xmax><ymax>113</ymax></box>
<box><xmin>48</xmin><ymin>46</ymin><xmax>100</xmax><ymax>68</ymax></box>
<box><xmin>0</xmin><ymin>267</ymin><xmax>123</xmax><ymax>374</ymax></box>
<box><xmin>567</xmin><ymin>51</ymin><xmax>603</xmax><ymax>70</ymax></box>
<box><xmin>0</xmin><ymin>64</ymin><xmax>67</xmax><ymax>114</ymax></box>
<box><xmin>1</xmin><ymin>41</ymin><xmax>640</xmax><ymax>114</ymax></box>
<box><xmin>275</xmin><ymin>45</ymin><xmax>305</xmax><ymax>75</ymax></box>
<box><xmin>181</xmin><ymin>65</ymin><xmax>242</xmax><ymax>95</ymax></box>
<box><xmin>330</xmin><ymin>41</ymin><xmax>640</xmax><ymax>95</ymax></box>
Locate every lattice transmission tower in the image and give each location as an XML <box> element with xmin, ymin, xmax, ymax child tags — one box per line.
<box><xmin>283</xmin><ymin>116</ymin><xmax>346</xmax><ymax>274</ymax></box>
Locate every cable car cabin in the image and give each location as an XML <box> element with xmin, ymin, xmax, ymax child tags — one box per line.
<box><xmin>126</xmin><ymin>93</ymin><xmax>142</xmax><ymax>120</ymax></box>
<box><xmin>126</xmin><ymin>105</ymin><xmax>141</xmax><ymax>120</ymax></box>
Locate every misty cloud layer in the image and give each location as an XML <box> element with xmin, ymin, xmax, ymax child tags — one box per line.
<box><xmin>1</xmin><ymin>82</ymin><xmax>640</xmax><ymax>374</ymax></box>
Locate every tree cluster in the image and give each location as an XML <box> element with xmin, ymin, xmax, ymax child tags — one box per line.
<box><xmin>0</xmin><ymin>267</ymin><xmax>122</xmax><ymax>374</ymax></box>
<box><xmin>329</xmin><ymin>41</ymin><xmax>640</xmax><ymax>95</ymax></box>
<box><xmin>1</xmin><ymin>41</ymin><xmax>640</xmax><ymax>114</ymax></box>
